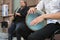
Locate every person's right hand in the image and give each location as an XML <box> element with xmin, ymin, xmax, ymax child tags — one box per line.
<box><xmin>28</xmin><ymin>7</ymin><xmax>37</xmax><ymax>14</ymax></box>
<box><xmin>8</xmin><ymin>14</ymin><xmax>14</xmax><ymax>17</ymax></box>
<box><xmin>15</xmin><ymin>13</ymin><xmax>21</xmax><ymax>16</ymax></box>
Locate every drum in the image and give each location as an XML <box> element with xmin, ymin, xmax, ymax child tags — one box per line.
<box><xmin>26</xmin><ymin>10</ymin><xmax>46</xmax><ymax>31</ymax></box>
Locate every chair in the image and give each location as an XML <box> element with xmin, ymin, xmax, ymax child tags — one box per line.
<box><xmin>51</xmin><ymin>29</ymin><xmax>60</xmax><ymax>40</ymax></box>
<box><xmin>47</xmin><ymin>29</ymin><xmax>60</xmax><ymax>40</ymax></box>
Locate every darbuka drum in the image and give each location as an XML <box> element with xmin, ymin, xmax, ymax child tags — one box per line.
<box><xmin>26</xmin><ymin>10</ymin><xmax>46</xmax><ymax>31</ymax></box>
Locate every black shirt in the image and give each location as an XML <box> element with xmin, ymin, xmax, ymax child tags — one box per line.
<box><xmin>13</xmin><ymin>6</ymin><xmax>29</xmax><ymax>22</ymax></box>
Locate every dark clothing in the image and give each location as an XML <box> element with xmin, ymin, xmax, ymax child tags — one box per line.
<box><xmin>8</xmin><ymin>6</ymin><xmax>32</xmax><ymax>40</ymax></box>
<box><xmin>13</xmin><ymin>6</ymin><xmax>29</xmax><ymax>22</ymax></box>
<box><xmin>1</xmin><ymin>21</ymin><xmax>8</xmax><ymax>28</ymax></box>
<box><xmin>15</xmin><ymin>22</ymin><xmax>33</xmax><ymax>40</ymax></box>
<box><xmin>28</xmin><ymin>22</ymin><xmax>60</xmax><ymax>40</ymax></box>
<box><xmin>8</xmin><ymin>22</ymin><xmax>33</xmax><ymax>40</ymax></box>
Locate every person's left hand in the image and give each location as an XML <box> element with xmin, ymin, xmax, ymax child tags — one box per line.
<box><xmin>30</xmin><ymin>14</ymin><xmax>45</xmax><ymax>26</ymax></box>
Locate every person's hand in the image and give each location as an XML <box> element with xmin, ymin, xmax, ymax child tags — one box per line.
<box><xmin>30</xmin><ymin>14</ymin><xmax>45</xmax><ymax>26</ymax></box>
<box><xmin>28</xmin><ymin>7</ymin><xmax>37</xmax><ymax>14</ymax></box>
<box><xmin>8</xmin><ymin>14</ymin><xmax>14</xmax><ymax>17</ymax></box>
<box><xmin>15</xmin><ymin>13</ymin><xmax>21</xmax><ymax>16</ymax></box>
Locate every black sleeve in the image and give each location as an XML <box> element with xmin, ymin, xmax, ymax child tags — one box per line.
<box><xmin>17</xmin><ymin>8</ymin><xmax>21</xmax><ymax>13</ymax></box>
<box><xmin>16</xmin><ymin>7</ymin><xmax>29</xmax><ymax>18</ymax></box>
<box><xmin>20</xmin><ymin>7</ymin><xmax>30</xmax><ymax>18</ymax></box>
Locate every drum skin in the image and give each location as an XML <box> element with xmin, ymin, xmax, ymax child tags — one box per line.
<box><xmin>26</xmin><ymin>10</ymin><xmax>46</xmax><ymax>31</ymax></box>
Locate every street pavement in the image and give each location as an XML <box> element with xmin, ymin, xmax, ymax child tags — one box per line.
<box><xmin>0</xmin><ymin>23</ymin><xmax>24</xmax><ymax>40</ymax></box>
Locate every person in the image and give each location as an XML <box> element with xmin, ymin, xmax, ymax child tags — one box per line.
<box><xmin>27</xmin><ymin>0</ymin><xmax>60</xmax><ymax>40</ymax></box>
<box><xmin>8</xmin><ymin>0</ymin><xmax>33</xmax><ymax>40</ymax></box>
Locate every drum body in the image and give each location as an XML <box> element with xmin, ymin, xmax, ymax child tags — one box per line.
<box><xmin>26</xmin><ymin>10</ymin><xmax>46</xmax><ymax>31</ymax></box>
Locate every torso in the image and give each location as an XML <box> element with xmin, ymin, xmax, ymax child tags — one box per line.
<box><xmin>13</xmin><ymin>6</ymin><xmax>29</xmax><ymax>23</ymax></box>
<box><xmin>43</xmin><ymin>0</ymin><xmax>60</xmax><ymax>24</ymax></box>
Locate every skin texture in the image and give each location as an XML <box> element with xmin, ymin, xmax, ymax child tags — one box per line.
<box><xmin>28</xmin><ymin>8</ymin><xmax>60</xmax><ymax>26</ymax></box>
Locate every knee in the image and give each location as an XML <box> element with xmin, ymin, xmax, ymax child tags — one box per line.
<box><xmin>15</xmin><ymin>28</ymin><xmax>21</xmax><ymax>34</ymax></box>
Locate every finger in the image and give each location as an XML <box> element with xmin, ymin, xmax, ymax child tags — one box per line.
<box><xmin>28</xmin><ymin>9</ymin><xmax>35</xmax><ymax>14</ymax></box>
<box><xmin>28</xmin><ymin>10</ymin><xmax>31</xmax><ymax>14</ymax></box>
<box><xmin>30</xmin><ymin>22</ymin><xmax>34</xmax><ymax>26</ymax></box>
<box><xmin>30</xmin><ymin>20</ymin><xmax>36</xmax><ymax>26</ymax></box>
<box><xmin>30</xmin><ymin>22</ymin><xmax>36</xmax><ymax>26</ymax></box>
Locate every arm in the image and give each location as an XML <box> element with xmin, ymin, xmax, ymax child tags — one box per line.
<box><xmin>30</xmin><ymin>12</ymin><xmax>60</xmax><ymax>26</ymax></box>
<box><xmin>35</xmin><ymin>0</ymin><xmax>44</xmax><ymax>11</ymax></box>
<box><xmin>43</xmin><ymin>12</ymin><xmax>60</xmax><ymax>19</ymax></box>
<box><xmin>16</xmin><ymin>7</ymin><xmax>29</xmax><ymax>18</ymax></box>
<box><xmin>21</xmin><ymin>7</ymin><xmax>29</xmax><ymax>17</ymax></box>
<box><xmin>30</xmin><ymin>0</ymin><xmax>60</xmax><ymax>25</ymax></box>
<box><xmin>28</xmin><ymin>0</ymin><xmax>44</xmax><ymax>14</ymax></box>
<box><xmin>15</xmin><ymin>13</ymin><xmax>22</xmax><ymax>16</ymax></box>
<box><xmin>43</xmin><ymin>0</ymin><xmax>60</xmax><ymax>19</ymax></box>
<box><xmin>8</xmin><ymin>14</ymin><xmax>14</xmax><ymax>17</ymax></box>
<box><xmin>15</xmin><ymin>7</ymin><xmax>29</xmax><ymax>17</ymax></box>
<box><xmin>15</xmin><ymin>8</ymin><xmax>22</xmax><ymax>16</ymax></box>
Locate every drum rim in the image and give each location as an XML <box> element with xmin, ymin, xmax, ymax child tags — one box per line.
<box><xmin>26</xmin><ymin>10</ymin><xmax>46</xmax><ymax>31</ymax></box>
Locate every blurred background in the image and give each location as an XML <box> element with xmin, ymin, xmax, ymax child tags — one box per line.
<box><xmin>0</xmin><ymin>0</ymin><xmax>40</xmax><ymax>40</ymax></box>
<box><xmin>0</xmin><ymin>0</ymin><xmax>60</xmax><ymax>40</ymax></box>
<box><xmin>0</xmin><ymin>0</ymin><xmax>40</xmax><ymax>31</ymax></box>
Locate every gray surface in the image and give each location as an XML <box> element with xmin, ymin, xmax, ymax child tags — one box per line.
<box><xmin>0</xmin><ymin>24</ymin><xmax>24</xmax><ymax>40</ymax></box>
<box><xmin>0</xmin><ymin>32</ymin><xmax>24</xmax><ymax>40</ymax></box>
<box><xmin>0</xmin><ymin>32</ymin><xmax>8</xmax><ymax>40</ymax></box>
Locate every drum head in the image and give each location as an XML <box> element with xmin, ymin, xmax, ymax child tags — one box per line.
<box><xmin>26</xmin><ymin>10</ymin><xmax>46</xmax><ymax>31</ymax></box>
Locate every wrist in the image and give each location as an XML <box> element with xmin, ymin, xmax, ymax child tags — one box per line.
<box><xmin>41</xmin><ymin>14</ymin><xmax>46</xmax><ymax>19</ymax></box>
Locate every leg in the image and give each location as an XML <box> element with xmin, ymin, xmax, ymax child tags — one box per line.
<box><xmin>15</xmin><ymin>22</ymin><xmax>33</xmax><ymax>40</ymax></box>
<box><xmin>8</xmin><ymin>23</ymin><xmax>16</xmax><ymax>40</ymax></box>
<box><xmin>28</xmin><ymin>23</ymin><xmax>60</xmax><ymax>40</ymax></box>
<box><xmin>15</xmin><ymin>23</ymin><xmax>21</xmax><ymax>40</ymax></box>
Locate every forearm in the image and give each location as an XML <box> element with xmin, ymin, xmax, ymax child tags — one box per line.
<box><xmin>16</xmin><ymin>13</ymin><xmax>22</xmax><ymax>16</ymax></box>
<box><xmin>43</xmin><ymin>12</ymin><xmax>60</xmax><ymax>19</ymax></box>
<box><xmin>8</xmin><ymin>14</ymin><xmax>14</xmax><ymax>17</ymax></box>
